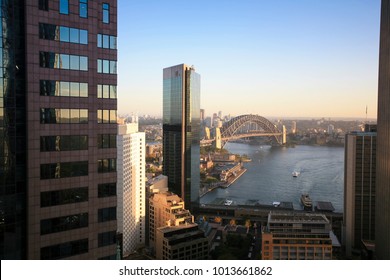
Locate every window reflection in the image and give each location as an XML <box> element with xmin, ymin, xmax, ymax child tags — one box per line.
<box><xmin>59</xmin><ymin>0</ymin><xmax>69</xmax><ymax>14</ymax></box>
<box><xmin>40</xmin><ymin>52</ymin><xmax>88</xmax><ymax>71</ymax></box>
<box><xmin>70</xmin><ymin>28</ymin><xmax>79</xmax><ymax>43</ymax></box>
<box><xmin>103</xmin><ymin>3</ymin><xmax>110</xmax><ymax>24</ymax></box>
<box><xmin>41</xmin><ymin>108</ymin><xmax>89</xmax><ymax>124</ymax></box>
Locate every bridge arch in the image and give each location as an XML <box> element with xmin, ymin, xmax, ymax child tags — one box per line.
<box><xmin>220</xmin><ymin>114</ymin><xmax>284</xmax><ymax>146</ymax></box>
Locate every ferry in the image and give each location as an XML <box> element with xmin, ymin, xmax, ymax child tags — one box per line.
<box><xmin>292</xmin><ymin>171</ymin><xmax>300</xmax><ymax>177</ymax></box>
<box><xmin>300</xmin><ymin>194</ymin><xmax>312</xmax><ymax>209</ymax></box>
<box><xmin>224</xmin><ymin>199</ymin><xmax>233</xmax><ymax>206</ymax></box>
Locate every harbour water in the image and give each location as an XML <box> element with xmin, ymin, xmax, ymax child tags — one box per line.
<box><xmin>200</xmin><ymin>143</ymin><xmax>344</xmax><ymax>212</ymax></box>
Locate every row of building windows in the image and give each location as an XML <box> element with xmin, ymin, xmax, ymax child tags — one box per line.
<box><xmin>40</xmin><ymin>52</ymin><xmax>117</xmax><ymax>74</ymax></box>
<box><xmin>97</xmin><ymin>59</ymin><xmax>117</xmax><ymax>74</ymax></box>
<box><xmin>97</xmin><ymin>34</ymin><xmax>117</xmax><ymax>49</ymax></box>
<box><xmin>40</xmin><ymin>159</ymin><xmax>117</xmax><ymax>179</ymax></box>
<box><xmin>39</xmin><ymin>23</ymin><xmax>88</xmax><ymax>45</ymax></box>
<box><xmin>41</xmin><ymin>238</ymin><xmax>88</xmax><ymax>260</ymax></box>
<box><xmin>97</xmin><ymin>109</ymin><xmax>117</xmax><ymax>124</ymax></box>
<box><xmin>40</xmin><ymin>135</ymin><xmax>88</xmax><ymax>152</ymax></box>
<box><xmin>40</xmin><ymin>108</ymin><xmax>88</xmax><ymax>124</ymax></box>
<box><xmin>98</xmin><ymin>207</ymin><xmax>116</xmax><ymax>222</ymax></box>
<box><xmin>98</xmin><ymin>158</ymin><xmax>116</xmax><ymax>173</ymax></box>
<box><xmin>40</xmin><ymin>81</ymin><xmax>117</xmax><ymax>99</ymax></box>
<box><xmin>98</xmin><ymin>134</ymin><xmax>116</xmax><ymax>149</ymax></box>
<box><xmin>97</xmin><ymin>84</ymin><xmax>117</xmax><ymax>99</ymax></box>
<box><xmin>40</xmin><ymin>184</ymin><xmax>117</xmax><ymax>208</ymax></box>
<box><xmin>98</xmin><ymin>183</ymin><xmax>117</xmax><ymax>198</ymax></box>
<box><xmin>98</xmin><ymin>231</ymin><xmax>116</xmax><ymax>247</ymax></box>
<box><xmin>40</xmin><ymin>134</ymin><xmax>118</xmax><ymax>151</ymax></box>
<box><xmin>41</xmin><ymin>213</ymin><xmax>88</xmax><ymax>235</ymax></box>
<box><xmin>40</xmin><ymin>161</ymin><xmax>88</xmax><ymax>179</ymax></box>
<box><xmin>40</xmin><ymin>80</ymin><xmax>88</xmax><ymax>97</ymax></box>
<box><xmin>40</xmin><ymin>51</ymin><xmax>88</xmax><ymax>71</ymax></box>
<box><xmin>39</xmin><ymin>1</ymin><xmax>109</xmax><ymax>24</ymax></box>
<box><xmin>41</xmin><ymin>187</ymin><xmax>88</xmax><ymax>207</ymax></box>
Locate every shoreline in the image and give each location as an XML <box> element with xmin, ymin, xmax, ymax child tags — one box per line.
<box><xmin>200</xmin><ymin>167</ymin><xmax>247</xmax><ymax>198</ymax></box>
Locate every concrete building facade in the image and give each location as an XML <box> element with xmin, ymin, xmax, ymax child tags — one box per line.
<box><xmin>117</xmin><ymin>123</ymin><xmax>145</xmax><ymax>257</ymax></box>
<box><xmin>262</xmin><ymin>212</ymin><xmax>333</xmax><ymax>260</ymax></box>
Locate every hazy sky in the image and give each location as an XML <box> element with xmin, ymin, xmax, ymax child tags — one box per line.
<box><xmin>118</xmin><ymin>0</ymin><xmax>381</xmax><ymax>119</ymax></box>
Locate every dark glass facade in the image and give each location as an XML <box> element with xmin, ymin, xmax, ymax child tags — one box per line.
<box><xmin>376</xmin><ymin>0</ymin><xmax>390</xmax><ymax>259</ymax></box>
<box><xmin>0</xmin><ymin>0</ymin><xmax>27</xmax><ymax>259</ymax></box>
<box><xmin>344</xmin><ymin>132</ymin><xmax>376</xmax><ymax>257</ymax></box>
<box><xmin>0</xmin><ymin>0</ymin><xmax>118</xmax><ymax>259</ymax></box>
<box><xmin>162</xmin><ymin>64</ymin><xmax>200</xmax><ymax>210</ymax></box>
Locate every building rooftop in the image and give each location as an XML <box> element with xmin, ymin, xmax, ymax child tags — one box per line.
<box><xmin>269</xmin><ymin>211</ymin><xmax>329</xmax><ymax>224</ymax></box>
<box><xmin>315</xmin><ymin>201</ymin><xmax>335</xmax><ymax>212</ymax></box>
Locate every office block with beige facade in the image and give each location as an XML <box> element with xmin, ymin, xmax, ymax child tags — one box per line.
<box><xmin>149</xmin><ymin>192</ymin><xmax>193</xmax><ymax>249</ymax></box>
<box><xmin>262</xmin><ymin>212</ymin><xmax>333</xmax><ymax>260</ymax></box>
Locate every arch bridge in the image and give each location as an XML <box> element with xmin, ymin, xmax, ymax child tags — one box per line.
<box><xmin>203</xmin><ymin>114</ymin><xmax>286</xmax><ymax>148</ymax></box>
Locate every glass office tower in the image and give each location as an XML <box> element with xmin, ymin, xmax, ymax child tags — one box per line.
<box><xmin>163</xmin><ymin>64</ymin><xmax>200</xmax><ymax>210</ymax></box>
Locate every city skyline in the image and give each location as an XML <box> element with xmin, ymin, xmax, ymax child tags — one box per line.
<box><xmin>118</xmin><ymin>0</ymin><xmax>380</xmax><ymax>119</ymax></box>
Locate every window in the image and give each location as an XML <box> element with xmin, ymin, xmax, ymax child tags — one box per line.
<box><xmin>98</xmin><ymin>158</ymin><xmax>116</xmax><ymax>173</ymax></box>
<box><xmin>41</xmin><ymin>187</ymin><xmax>88</xmax><ymax>207</ymax></box>
<box><xmin>98</xmin><ymin>183</ymin><xmax>116</xmax><ymax>197</ymax></box>
<box><xmin>41</xmin><ymin>239</ymin><xmax>88</xmax><ymax>260</ymax></box>
<box><xmin>97</xmin><ymin>34</ymin><xmax>117</xmax><ymax>49</ymax></box>
<box><xmin>40</xmin><ymin>80</ymin><xmax>88</xmax><ymax>97</ymax></box>
<box><xmin>97</xmin><ymin>109</ymin><xmax>116</xmax><ymax>124</ymax></box>
<box><xmin>40</xmin><ymin>135</ymin><xmax>88</xmax><ymax>152</ymax></box>
<box><xmin>79</xmin><ymin>0</ymin><xmax>88</xmax><ymax>18</ymax></box>
<box><xmin>97</xmin><ymin>134</ymin><xmax>116</xmax><ymax>148</ymax></box>
<box><xmin>102</xmin><ymin>3</ymin><xmax>110</xmax><ymax>23</ymax></box>
<box><xmin>98</xmin><ymin>207</ymin><xmax>116</xmax><ymax>222</ymax></box>
<box><xmin>40</xmin><ymin>108</ymin><xmax>88</xmax><ymax>124</ymax></box>
<box><xmin>97</xmin><ymin>59</ymin><xmax>117</xmax><ymax>74</ymax></box>
<box><xmin>40</xmin><ymin>52</ymin><xmax>88</xmax><ymax>71</ymax></box>
<box><xmin>39</xmin><ymin>0</ymin><xmax>49</xmax><ymax>11</ymax></box>
<box><xmin>97</xmin><ymin>84</ymin><xmax>117</xmax><ymax>99</ymax></box>
<box><xmin>98</xmin><ymin>231</ymin><xmax>116</xmax><ymax>247</ymax></box>
<box><xmin>59</xmin><ymin>0</ymin><xmax>69</xmax><ymax>15</ymax></box>
<box><xmin>41</xmin><ymin>213</ymin><xmax>88</xmax><ymax>235</ymax></box>
<box><xmin>40</xmin><ymin>161</ymin><xmax>88</xmax><ymax>179</ymax></box>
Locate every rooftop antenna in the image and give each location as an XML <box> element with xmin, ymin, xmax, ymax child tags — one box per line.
<box><xmin>365</xmin><ymin>105</ymin><xmax>368</xmax><ymax>124</ymax></box>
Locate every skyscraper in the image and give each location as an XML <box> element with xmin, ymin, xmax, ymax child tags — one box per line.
<box><xmin>117</xmin><ymin>122</ymin><xmax>145</xmax><ymax>257</ymax></box>
<box><xmin>162</xmin><ymin>64</ymin><xmax>200</xmax><ymax>210</ymax></box>
<box><xmin>344</xmin><ymin>128</ymin><xmax>376</xmax><ymax>257</ymax></box>
<box><xmin>376</xmin><ymin>0</ymin><xmax>390</xmax><ymax>260</ymax></box>
<box><xmin>0</xmin><ymin>0</ymin><xmax>118</xmax><ymax>259</ymax></box>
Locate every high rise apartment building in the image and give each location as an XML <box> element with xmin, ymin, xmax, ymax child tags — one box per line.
<box><xmin>162</xmin><ymin>64</ymin><xmax>200</xmax><ymax>210</ymax></box>
<box><xmin>344</xmin><ymin>128</ymin><xmax>376</xmax><ymax>257</ymax></box>
<box><xmin>117</xmin><ymin>123</ymin><xmax>145</xmax><ymax>257</ymax></box>
<box><xmin>376</xmin><ymin>0</ymin><xmax>390</xmax><ymax>259</ymax></box>
<box><xmin>262</xmin><ymin>212</ymin><xmax>333</xmax><ymax>260</ymax></box>
<box><xmin>0</xmin><ymin>0</ymin><xmax>118</xmax><ymax>259</ymax></box>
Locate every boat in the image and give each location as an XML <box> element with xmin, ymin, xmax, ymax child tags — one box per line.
<box><xmin>292</xmin><ymin>171</ymin><xmax>300</xmax><ymax>177</ymax></box>
<box><xmin>272</xmin><ymin>201</ymin><xmax>280</xmax><ymax>207</ymax></box>
<box><xmin>300</xmin><ymin>194</ymin><xmax>312</xmax><ymax>209</ymax></box>
<box><xmin>224</xmin><ymin>199</ymin><xmax>233</xmax><ymax>206</ymax></box>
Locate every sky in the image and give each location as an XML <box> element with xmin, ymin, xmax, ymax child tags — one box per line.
<box><xmin>118</xmin><ymin>0</ymin><xmax>381</xmax><ymax>119</ymax></box>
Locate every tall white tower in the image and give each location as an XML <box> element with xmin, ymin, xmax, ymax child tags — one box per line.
<box><xmin>117</xmin><ymin>122</ymin><xmax>146</xmax><ymax>256</ymax></box>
